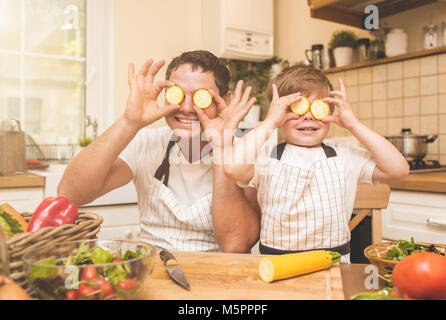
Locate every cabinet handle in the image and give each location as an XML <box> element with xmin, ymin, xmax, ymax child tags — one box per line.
<box><xmin>426</xmin><ymin>218</ymin><xmax>446</xmax><ymax>227</ymax></box>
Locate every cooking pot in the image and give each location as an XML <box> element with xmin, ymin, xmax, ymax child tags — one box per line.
<box><xmin>385</xmin><ymin>128</ymin><xmax>437</xmax><ymax>161</ymax></box>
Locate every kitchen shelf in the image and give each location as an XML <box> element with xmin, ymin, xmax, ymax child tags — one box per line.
<box><xmin>323</xmin><ymin>45</ymin><xmax>446</xmax><ymax>74</ymax></box>
<box><xmin>307</xmin><ymin>0</ymin><xmax>446</xmax><ymax>28</ymax></box>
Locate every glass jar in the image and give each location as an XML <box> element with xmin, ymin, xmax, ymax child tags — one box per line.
<box><xmin>442</xmin><ymin>22</ymin><xmax>446</xmax><ymax>46</ymax></box>
<box><xmin>424</xmin><ymin>25</ymin><xmax>439</xmax><ymax>49</ymax></box>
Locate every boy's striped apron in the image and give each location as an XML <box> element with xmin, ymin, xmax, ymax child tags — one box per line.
<box><xmin>258</xmin><ymin>142</ymin><xmax>350</xmax><ymax>257</ymax></box>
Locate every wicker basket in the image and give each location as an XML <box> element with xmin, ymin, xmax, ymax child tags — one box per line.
<box><xmin>364</xmin><ymin>241</ymin><xmax>446</xmax><ymax>275</ymax></box>
<box><xmin>6</xmin><ymin>211</ymin><xmax>103</xmax><ymax>291</ymax></box>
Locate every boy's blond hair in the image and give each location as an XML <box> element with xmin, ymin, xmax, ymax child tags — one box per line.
<box><xmin>266</xmin><ymin>64</ymin><xmax>334</xmax><ymax>113</ymax></box>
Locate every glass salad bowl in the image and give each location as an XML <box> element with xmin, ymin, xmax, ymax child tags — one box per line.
<box><xmin>22</xmin><ymin>239</ymin><xmax>156</xmax><ymax>300</ymax></box>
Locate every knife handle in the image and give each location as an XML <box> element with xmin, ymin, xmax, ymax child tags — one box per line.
<box><xmin>160</xmin><ymin>250</ymin><xmax>178</xmax><ymax>266</ymax></box>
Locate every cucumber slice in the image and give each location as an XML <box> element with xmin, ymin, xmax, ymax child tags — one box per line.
<box><xmin>165</xmin><ymin>85</ymin><xmax>184</xmax><ymax>105</ymax></box>
<box><xmin>290</xmin><ymin>97</ymin><xmax>310</xmax><ymax>115</ymax></box>
<box><xmin>310</xmin><ymin>100</ymin><xmax>330</xmax><ymax>120</ymax></box>
<box><xmin>193</xmin><ymin>89</ymin><xmax>212</xmax><ymax>109</ymax></box>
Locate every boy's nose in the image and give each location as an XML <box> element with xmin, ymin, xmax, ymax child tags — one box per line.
<box><xmin>302</xmin><ymin>110</ymin><xmax>315</xmax><ymax>120</ymax></box>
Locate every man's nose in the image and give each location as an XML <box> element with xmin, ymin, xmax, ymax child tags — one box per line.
<box><xmin>179</xmin><ymin>94</ymin><xmax>196</xmax><ymax>114</ymax></box>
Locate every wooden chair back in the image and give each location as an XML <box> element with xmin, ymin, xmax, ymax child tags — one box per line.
<box><xmin>350</xmin><ymin>183</ymin><xmax>390</xmax><ymax>244</ymax></box>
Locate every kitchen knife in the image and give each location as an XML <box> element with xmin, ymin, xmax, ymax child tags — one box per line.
<box><xmin>159</xmin><ymin>250</ymin><xmax>191</xmax><ymax>290</ymax></box>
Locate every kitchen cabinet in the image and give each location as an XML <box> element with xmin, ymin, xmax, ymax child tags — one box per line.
<box><xmin>82</xmin><ymin>204</ymin><xmax>140</xmax><ymax>241</ymax></box>
<box><xmin>307</xmin><ymin>0</ymin><xmax>446</xmax><ymax>28</ymax></box>
<box><xmin>382</xmin><ymin>190</ymin><xmax>446</xmax><ymax>244</ymax></box>
<box><xmin>0</xmin><ymin>187</ymin><xmax>44</xmax><ymax>213</ymax></box>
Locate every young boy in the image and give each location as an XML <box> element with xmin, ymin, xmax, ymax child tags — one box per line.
<box><xmin>223</xmin><ymin>64</ymin><xmax>409</xmax><ymax>262</ymax></box>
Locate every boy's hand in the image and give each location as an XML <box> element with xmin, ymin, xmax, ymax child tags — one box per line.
<box><xmin>195</xmin><ymin>80</ymin><xmax>257</xmax><ymax>147</ymax></box>
<box><xmin>124</xmin><ymin>59</ymin><xmax>180</xmax><ymax>131</ymax></box>
<box><xmin>264</xmin><ymin>84</ymin><xmax>301</xmax><ymax>128</ymax></box>
<box><xmin>322</xmin><ymin>79</ymin><xmax>359</xmax><ymax>130</ymax></box>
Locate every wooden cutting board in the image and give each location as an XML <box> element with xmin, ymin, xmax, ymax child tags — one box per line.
<box><xmin>137</xmin><ymin>251</ymin><xmax>344</xmax><ymax>300</ymax></box>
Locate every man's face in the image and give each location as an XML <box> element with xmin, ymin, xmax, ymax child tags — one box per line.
<box><xmin>282</xmin><ymin>93</ymin><xmax>330</xmax><ymax>147</ymax></box>
<box><xmin>165</xmin><ymin>63</ymin><xmax>219</xmax><ymax>139</ymax></box>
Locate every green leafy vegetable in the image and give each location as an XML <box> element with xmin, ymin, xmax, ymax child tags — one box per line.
<box><xmin>122</xmin><ymin>249</ymin><xmax>145</xmax><ymax>261</ymax></box>
<box><xmin>383</xmin><ymin>237</ymin><xmax>444</xmax><ymax>261</ymax></box>
<box><xmin>71</xmin><ymin>241</ymin><xmax>93</xmax><ymax>265</ymax></box>
<box><xmin>28</xmin><ymin>259</ymin><xmax>60</xmax><ymax>282</ymax></box>
<box><xmin>92</xmin><ymin>246</ymin><xmax>114</xmax><ymax>264</ymax></box>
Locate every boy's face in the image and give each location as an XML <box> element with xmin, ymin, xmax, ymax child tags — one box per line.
<box><xmin>282</xmin><ymin>92</ymin><xmax>330</xmax><ymax>147</ymax></box>
<box><xmin>165</xmin><ymin>63</ymin><xmax>220</xmax><ymax>140</ymax></box>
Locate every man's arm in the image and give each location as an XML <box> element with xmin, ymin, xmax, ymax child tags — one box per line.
<box><xmin>57</xmin><ymin>117</ymin><xmax>137</xmax><ymax>206</ymax></box>
<box><xmin>58</xmin><ymin>59</ymin><xmax>180</xmax><ymax>205</ymax></box>
<box><xmin>211</xmin><ymin>155</ymin><xmax>261</xmax><ymax>253</ymax></box>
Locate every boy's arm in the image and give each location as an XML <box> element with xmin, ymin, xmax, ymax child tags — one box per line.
<box><xmin>323</xmin><ymin>79</ymin><xmax>409</xmax><ymax>182</ymax></box>
<box><xmin>223</xmin><ymin>84</ymin><xmax>302</xmax><ymax>184</ymax></box>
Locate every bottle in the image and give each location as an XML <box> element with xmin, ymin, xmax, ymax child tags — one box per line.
<box><xmin>424</xmin><ymin>25</ymin><xmax>439</xmax><ymax>49</ymax></box>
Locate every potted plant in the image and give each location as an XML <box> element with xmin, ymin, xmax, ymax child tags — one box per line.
<box><xmin>329</xmin><ymin>30</ymin><xmax>357</xmax><ymax>67</ymax></box>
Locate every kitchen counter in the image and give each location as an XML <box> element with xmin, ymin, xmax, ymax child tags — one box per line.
<box><xmin>0</xmin><ymin>173</ymin><xmax>45</xmax><ymax>188</ymax></box>
<box><xmin>137</xmin><ymin>251</ymin><xmax>384</xmax><ymax>300</ymax></box>
<box><xmin>387</xmin><ymin>172</ymin><xmax>446</xmax><ymax>194</ymax></box>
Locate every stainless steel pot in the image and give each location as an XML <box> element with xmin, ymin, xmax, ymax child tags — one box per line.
<box><xmin>386</xmin><ymin>128</ymin><xmax>437</xmax><ymax>161</ymax></box>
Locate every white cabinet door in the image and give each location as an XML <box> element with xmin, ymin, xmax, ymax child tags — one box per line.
<box><xmin>382</xmin><ymin>190</ymin><xmax>446</xmax><ymax>244</ymax></box>
<box><xmin>0</xmin><ymin>187</ymin><xmax>44</xmax><ymax>212</ymax></box>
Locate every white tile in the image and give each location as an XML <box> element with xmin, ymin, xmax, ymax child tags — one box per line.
<box><xmin>359</xmin><ymin>84</ymin><xmax>372</xmax><ymax>101</ymax></box>
<box><xmin>403</xmin><ymin>97</ymin><xmax>420</xmax><ymax>116</ymax></box>
<box><xmin>387</xmin><ymin>80</ymin><xmax>403</xmax><ymax>99</ymax></box>
<box><xmin>373</xmin><ymin>118</ymin><xmax>387</xmax><ymax>136</ymax></box>
<box><xmin>420</xmin><ymin>55</ymin><xmax>438</xmax><ymax>76</ymax></box>
<box><xmin>403</xmin><ymin>59</ymin><xmax>420</xmax><ymax>78</ymax></box>
<box><xmin>403</xmin><ymin>116</ymin><xmax>420</xmax><ymax>133</ymax></box>
<box><xmin>388</xmin><ymin>117</ymin><xmax>403</xmax><ymax>135</ymax></box>
<box><xmin>439</xmin><ymin>94</ymin><xmax>446</xmax><ymax>113</ymax></box>
<box><xmin>438</xmin><ymin>73</ymin><xmax>446</xmax><ymax>94</ymax></box>
<box><xmin>439</xmin><ymin>135</ymin><xmax>446</xmax><ymax>154</ymax></box>
<box><xmin>387</xmin><ymin>98</ymin><xmax>403</xmax><ymax>117</ymax></box>
<box><xmin>388</xmin><ymin>61</ymin><xmax>403</xmax><ymax>80</ymax></box>
<box><xmin>420</xmin><ymin>75</ymin><xmax>438</xmax><ymax>95</ymax></box>
<box><xmin>373</xmin><ymin>82</ymin><xmax>387</xmax><ymax>100</ymax></box>
<box><xmin>420</xmin><ymin>95</ymin><xmax>438</xmax><ymax>115</ymax></box>
<box><xmin>373</xmin><ymin>100</ymin><xmax>387</xmax><ymax>118</ymax></box>
<box><xmin>359</xmin><ymin>101</ymin><xmax>373</xmax><ymax>119</ymax></box>
<box><xmin>420</xmin><ymin>115</ymin><xmax>438</xmax><ymax>135</ymax></box>
<box><xmin>372</xmin><ymin>65</ymin><xmax>387</xmax><ymax>83</ymax></box>
<box><xmin>345</xmin><ymin>70</ymin><xmax>358</xmax><ymax>86</ymax></box>
<box><xmin>403</xmin><ymin>78</ymin><xmax>420</xmax><ymax>97</ymax></box>
<box><xmin>358</xmin><ymin>67</ymin><xmax>372</xmax><ymax>84</ymax></box>
<box><xmin>440</xmin><ymin>115</ymin><xmax>446</xmax><ymax>134</ymax></box>
<box><xmin>438</xmin><ymin>53</ymin><xmax>446</xmax><ymax>74</ymax></box>
<box><xmin>346</xmin><ymin>85</ymin><xmax>358</xmax><ymax>103</ymax></box>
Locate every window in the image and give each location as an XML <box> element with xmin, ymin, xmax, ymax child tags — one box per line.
<box><xmin>0</xmin><ymin>0</ymin><xmax>114</xmax><ymax>149</ymax></box>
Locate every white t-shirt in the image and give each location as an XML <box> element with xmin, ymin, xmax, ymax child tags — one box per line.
<box><xmin>119</xmin><ymin>126</ymin><xmax>214</xmax><ymax>207</ymax></box>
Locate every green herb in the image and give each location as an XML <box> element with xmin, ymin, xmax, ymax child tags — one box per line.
<box><xmin>329</xmin><ymin>30</ymin><xmax>358</xmax><ymax>49</ymax></box>
<box><xmin>383</xmin><ymin>237</ymin><xmax>444</xmax><ymax>261</ymax></box>
<box><xmin>92</xmin><ymin>246</ymin><xmax>114</xmax><ymax>264</ymax></box>
<box><xmin>0</xmin><ymin>210</ymin><xmax>24</xmax><ymax>236</ymax></box>
<box><xmin>70</xmin><ymin>241</ymin><xmax>93</xmax><ymax>265</ymax></box>
<box><xmin>28</xmin><ymin>259</ymin><xmax>60</xmax><ymax>282</ymax></box>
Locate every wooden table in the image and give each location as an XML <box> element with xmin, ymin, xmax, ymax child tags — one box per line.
<box><xmin>387</xmin><ymin>172</ymin><xmax>446</xmax><ymax>193</ymax></box>
<box><xmin>137</xmin><ymin>251</ymin><xmax>384</xmax><ymax>300</ymax></box>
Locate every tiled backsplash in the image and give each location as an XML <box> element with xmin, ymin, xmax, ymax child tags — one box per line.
<box><xmin>325</xmin><ymin>53</ymin><xmax>446</xmax><ymax>165</ymax></box>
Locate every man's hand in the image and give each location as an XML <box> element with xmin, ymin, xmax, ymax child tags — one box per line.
<box><xmin>263</xmin><ymin>84</ymin><xmax>301</xmax><ymax>128</ymax></box>
<box><xmin>322</xmin><ymin>79</ymin><xmax>360</xmax><ymax>130</ymax></box>
<box><xmin>195</xmin><ymin>80</ymin><xmax>257</xmax><ymax>147</ymax></box>
<box><xmin>124</xmin><ymin>59</ymin><xmax>180</xmax><ymax>130</ymax></box>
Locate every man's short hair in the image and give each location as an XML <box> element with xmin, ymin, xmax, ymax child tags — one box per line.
<box><xmin>166</xmin><ymin>50</ymin><xmax>231</xmax><ymax>96</ymax></box>
<box><xmin>266</xmin><ymin>63</ymin><xmax>334</xmax><ymax>113</ymax></box>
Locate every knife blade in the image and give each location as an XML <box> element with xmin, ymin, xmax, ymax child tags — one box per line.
<box><xmin>159</xmin><ymin>250</ymin><xmax>191</xmax><ymax>290</ymax></box>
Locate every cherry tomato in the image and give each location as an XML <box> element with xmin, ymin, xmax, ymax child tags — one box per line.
<box><xmin>65</xmin><ymin>290</ymin><xmax>79</xmax><ymax>300</ymax></box>
<box><xmin>80</xmin><ymin>266</ymin><xmax>97</xmax><ymax>281</ymax></box>
<box><xmin>117</xmin><ymin>278</ymin><xmax>138</xmax><ymax>291</ymax></box>
<box><xmin>392</xmin><ymin>252</ymin><xmax>446</xmax><ymax>300</ymax></box>
<box><xmin>91</xmin><ymin>278</ymin><xmax>114</xmax><ymax>300</ymax></box>
<box><xmin>77</xmin><ymin>283</ymin><xmax>95</xmax><ymax>299</ymax></box>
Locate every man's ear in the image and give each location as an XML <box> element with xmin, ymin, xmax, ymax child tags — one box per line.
<box><xmin>224</xmin><ymin>90</ymin><xmax>232</xmax><ymax>105</ymax></box>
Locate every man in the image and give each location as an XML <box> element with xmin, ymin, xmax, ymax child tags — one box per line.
<box><xmin>58</xmin><ymin>50</ymin><xmax>261</xmax><ymax>252</ymax></box>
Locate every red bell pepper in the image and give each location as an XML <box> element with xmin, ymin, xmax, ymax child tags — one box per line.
<box><xmin>27</xmin><ymin>196</ymin><xmax>78</xmax><ymax>232</ymax></box>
